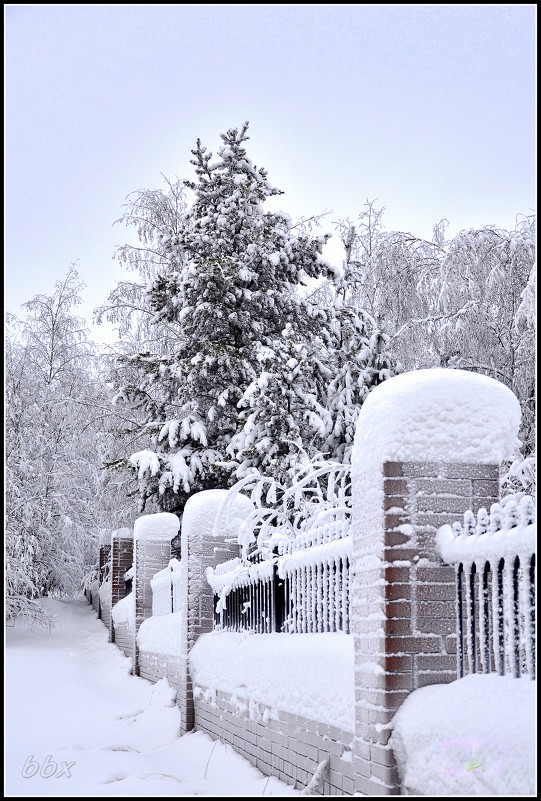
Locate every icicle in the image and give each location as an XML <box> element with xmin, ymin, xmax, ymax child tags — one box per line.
<box><xmin>519</xmin><ymin>556</ymin><xmax>533</xmax><ymax>677</ymax></box>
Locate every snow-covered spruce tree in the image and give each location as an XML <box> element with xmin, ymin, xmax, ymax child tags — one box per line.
<box><xmin>228</xmin><ymin>323</ymin><xmax>329</xmax><ymax>484</ymax></box>
<box><xmin>118</xmin><ymin>122</ymin><xmax>337</xmax><ymax>512</ymax></box>
<box><xmin>323</xmin><ymin>298</ymin><xmax>399</xmax><ymax>464</ymax></box>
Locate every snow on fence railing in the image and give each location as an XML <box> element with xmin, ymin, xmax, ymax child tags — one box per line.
<box><xmin>278</xmin><ymin>528</ymin><xmax>352</xmax><ymax>634</ymax></box>
<box><xmin>207</xmin><ymin>461</ymin><xmax>353</xmax><ymax>635</ymax></box>
<box><xmin>150</xmin><ymin>558</ymin><xmax>182</xmax><ymax>616</ymax></box>
<box><xmin>436</xmin><ymin>495</ymin><xmax>536</xmax><ymax>680</ymax></box>
<box><xmin>206</xmin><ymin>517</ymin><xmax>352</xmax><ymax>634</ymax></box>
<box><xmin>212</xmin><ymin>462</ymin><xmax>351</xmax><ymax>557</ymax></box>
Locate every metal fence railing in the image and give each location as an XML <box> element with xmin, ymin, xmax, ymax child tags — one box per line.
<box><xmin>437</xmin><ymin>496</ymin><xmax>536</xmax><ymax>680</ymax></box>
<box><xmin>207</xmin><ymin>519</ymin><xmax>352</xmax><ymax>634</ymax></box>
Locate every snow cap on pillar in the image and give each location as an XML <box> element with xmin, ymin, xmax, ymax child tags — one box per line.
<box><xmin>183</xmin><ymin>488</ymin><xmax>254</xmax><ymax>543</ymax></box>
<box><xmin>133</xmin><ymin>512</ymin><xmax>180</xmax><ymax>541</ymax></box>
<box><xmin>350</xmin><ymin>369</ymin><xmax>521</xmax><ymax>558</ymax></box>
<box><xmin>112</xmin><ymin>527</ymin><xmax>133</xmax><ymax>540</ymax></box>
<box><xmin>352</xmin><ymin>368</ymin><xmax>521</xmax><ymax>468</ymax></box>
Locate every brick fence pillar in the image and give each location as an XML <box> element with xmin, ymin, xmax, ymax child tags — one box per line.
<box><xmin>110</xmin><ymin>527</ymin><xmax>134</xmax><ymax>642</ymax></box>
<box><xmin>133</xmin><ymin>513</ymin><xmax>180</xmax><ymax>676</ymax></box>
<box><xmin>98</xmin><ymin>539</ymin><xmax>112</xmax><ymax>621</ymax></box>
<box><xmin>350</xmin><ymin>369</ymin><xmax>521</xmax><ymax>795</ymax></box>
<box><xmin>178</xmin><ymin>489</ymin><xmax>253</xmax><ymax>734</ymax></box>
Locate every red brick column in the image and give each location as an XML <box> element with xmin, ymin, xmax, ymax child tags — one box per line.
<box><xmin>98</xmin><ymin>541</ymin><xmax>111</xmax><ymax>621</ymax></box>
<box><xmin>349</xmin><ymin>368</ymin><xmax>520</xmax><ymax>795</ymax></box>
<box><xmin>355</xmin><ymin>460</ymin><xmax>500</xmax><ymax>794</ymax></box>
<box><xmin>110</xmin><ymin>529</ymin><xmax>134</xmax><ymax>608</ymax></box>
<box><xmin>110</xmin><ymin>528</ymin><xmax>134</xmax><ymax>643</ymax></box>
<box><xmin>352</xmin><ymin>461</ymin><xmax>500</xmax><ymax>794</ymax></box>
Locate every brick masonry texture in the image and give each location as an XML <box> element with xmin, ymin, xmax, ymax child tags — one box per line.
<box><xmin>193</xmin><ymin>684</ymin><xmax>354</xmax><ymax>795</ymax></box>
<box><xmin>178</xmin><ymin>516</ymin><xmax>240</xmax><ymax>735</ymax></box>
<box><xmin>111</xmin><ymin>537</ymin><xmax>133</xmax><ymax>607</ymax></box>
<box><xmin>353</xmin><ymin>460</ymin><xmax>500</xmax><ymax>795</ymax></box>
<box><xmin>138</xmin><ymin>650</ymin><xmax>194</xmax><ymax>730</ymax></box>
<box><xmin>98</xmin><ymin>543</ymin><xmax>112</xmax><ymax>627</ymax></box>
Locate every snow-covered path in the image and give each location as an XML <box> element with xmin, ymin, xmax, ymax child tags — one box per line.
<box><xmin>5</xmin><ymin>598</ymin><xmax>298</xmax><ymax>796</ymax></box>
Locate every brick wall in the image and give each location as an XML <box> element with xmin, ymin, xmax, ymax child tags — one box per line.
<box><xmin>99</xmin><ymin>543</ymin><xmax>111</xmax><ymax>581</ymax></box>
<box><xmin>98</xmin><ymin>542</ymin><xmax>111</xmax><ymax>621</ymax></box>
<box><xmin>138</xmin><ymin>650</ymin><xmax>185</xmax><ymax>706</ymax></box>
<box><xmin>352</xmin><ymin>460</ymin><xmax>500</xmax><ymax>795</ymax></box>
<box><xmin>91</xmin><ymin>581</ymin><xmax>100</xmax><ymax>614</ymax></box>
<box><xmin>111</xmin><ymin>535</ymin><xmax>133</xmax><ymax>608</ymax></box>
<box><xmin>194</xmin><ymin>684</ymin><xmax>355</xmax><ymax>795</ymax></box>
<box><xmin>99</xmin><ymin>596</ymin><xmax>111</xmax><ymax>635</ymax></box>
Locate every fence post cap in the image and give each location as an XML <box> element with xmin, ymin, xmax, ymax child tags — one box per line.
<box><xmin>352</xmin><ymin>368</ymin><xmax>521</xmax><ymax>468</ymax></box>
<box><xmin>134</xmin><ymin>512</ymin><xmax>180</xmax><ymax>541</ymax></box>
<box><xmin>184</xmin><ymin>488</ymin><xmax>254</xmax><ymax>543</ymax></box>
<box><xmin>112</xmin><ymin>526</ymin><xmax>133</xmax><ymax>540</ymax></box>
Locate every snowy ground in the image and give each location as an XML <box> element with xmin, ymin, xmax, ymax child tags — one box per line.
<box><xmin>4</xmin><ymin>598</ymin><xmax>298</xmax><ymax>797</ymax></box>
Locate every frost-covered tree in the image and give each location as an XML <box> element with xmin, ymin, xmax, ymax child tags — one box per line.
<box><xmin>109</xmin><ymin>122</ymin><xmax>337</xmax><ymax>512</ymax></box>
<box><xmin>334</xmin><ymin>200</ymin><xmax>445</xmax><ymax>368</ymax></box>
<box><xmin>5</xmin><ymin>267</ymin><xmax>134</xmax><ymax>627</ymax></box>
<box><xmin>333</xmin><ymin>204</ymin><xmax>536</xmax><ymax>487</ymax></box>
<box><xmin>93</xmin><ymin>179</ymin><xmax>191</xmax><ymax>514</ymax></box>
<box><xmin>433</xmin><ymin>217</ymin><xmax>536</xmax><ymax>476</ymax></box>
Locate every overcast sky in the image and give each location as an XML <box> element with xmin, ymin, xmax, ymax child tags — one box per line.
<box><xmin>5</xmin><ymin>5</ymin><xmax>536</xmax><ymax>342</ymax></box>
